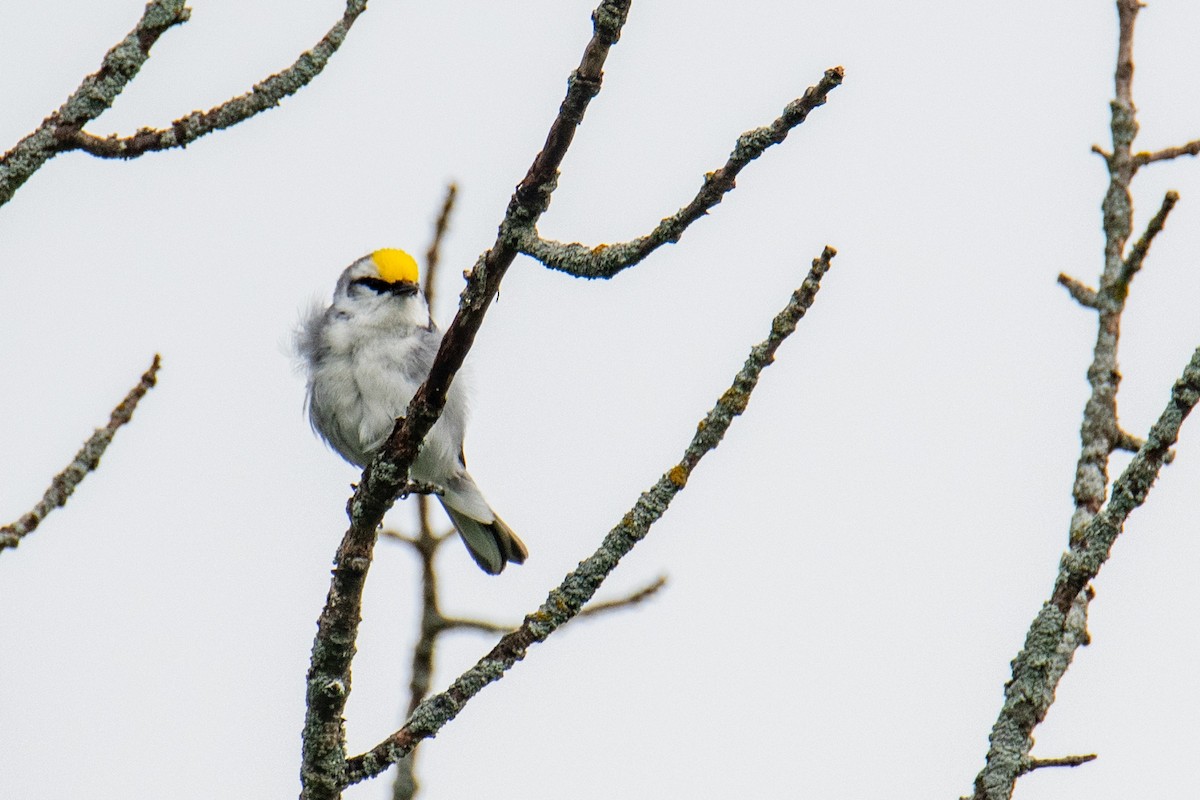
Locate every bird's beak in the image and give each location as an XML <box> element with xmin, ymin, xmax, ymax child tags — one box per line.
<box><xmin>388</xmin><ymin>280</ymin><xmax>419</xmax><ymax>296</ymax></box>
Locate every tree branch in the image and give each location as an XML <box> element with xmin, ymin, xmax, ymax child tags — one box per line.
<box><xmin>343</xmin><ymin>245</ymin><xmax>838</xmax><ymax>787</ymax></box>
<box><xmin>516</xmin><ymin>67</ymin><xmax>844</xmax><ymax>279</ymax></box>
<box><xmin>1072</xmin><ymin>0</ymin><xmax>1141</xmax><ymax>549</ymax></box>
<box><xmin>421</xmin><ymin>183</ymin><xmax>458</xmax><ymax>315</ymax></box>
<box><xmin>1056</xmin><ymin>273</ymin><xmax>1098</xmax><ymax>309</ymax></box>
<box><xmin>66</xmin><ymin>0</ymin><xmax>368</xmax><ymax>160</ymax></box>
<box><xmin>1133</xmin><ymin>138</ymin><xmax>1200</xmax><ymax>169</ymax></box>
<box><xmin>971</xmin><ymin>5</ymin><xmax>1197</xmax><ymax>798</ymax></box>
<box><xmin>971</xmin><ymin>344</ymin><xmax>1200</xmax><ymax>800</ymax></box>
<box><xmin>0</xmin><ymin>1</ymin><xmax>190</xmax><ymax>207</ymax></box>
<box><xmin>437</xmin><ymin>575</ymin><xmax>669</xmax><ymax>635</ymax></box>
<box><xmin>0</xmin><ymin>0</ymin><xmax>367</xmax><ymax>209</ymax></box>
<box><xmin>0</xmin><ymin>355</ymin><xmax>161</xmax><ymax>553</ymax></box>
<box><xmin>1115</xmin><ymin>189</ymin><xmax>1178</xmax><ymax>293</ymax></box>
<box><xmin>300</xmin><ymin>4</ymin><xmax>635</xmax><ymax>797</ymax></box>
<box><xmin>1019</xmin><ymin>753</ymin><xmax>1098</xmax><ymax>775</ymax></box>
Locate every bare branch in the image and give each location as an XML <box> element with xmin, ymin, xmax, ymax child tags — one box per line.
<box><xmin>1</xmin><ymin>355</ymin><xmax>161</xmax><ymax>553</ymax></box>
<box><xmin>1133</xmin><ymin>138</ymin><xmax>1200</xmax><ymax>169</ymax></box>
<box><xmin>0</xmin><ymin>1</ymin><xmax>190</xmax><ymax>207</ymax></box>
<box><xmin>0</xmin><ymin>0</ymin><xmax>368</xmax><ymax>209</ymax></box>
<box><xmin>971</xmin><ymin>344</ymin><xmax>1200</xmax><ymax>800</ymax></box>
<box><xmin>1115</xmin><ymin>189</ymin><xmax>1179</xmax><ymax>293</ymax></box>
<box><xmin>517</xmin><ymin>67</ymin><xmax>844</xmax><ymax>279</ymax></box>
<box><xmin>1072</xmin><ymin>0</ymin><xmax>1142</xmax><ymax>549</ymax></box>
<box><xmin>67</xmin><ymin>0</ymin><xmax>368</xmax><ymax>160</ymax></box>
<box><xmin>970</xmin><ymin>7</ymin><xmax>1200</xmax><ymax>798</ymax></box>
<box><xmin>1056</xmin><ymin>273</ymin><xmax>1098</xmax><ymax>308</ymax></box>
<box><xmin>300</xmin><ymin>5</ymin><xmax>635</xmax><ymax>796</ymax></box>
<box><xmin>343</xmin><ymin>246</ymin><xmax>839</xmax><ymax>786</ymax></box>
<box><xmin>1019</xmin><ymin>753</ymin><xmax>1098</xmax><ymax>775</ymax></box>
<box><xmin>579</xmin><ymin>574</ymin><xmax>668</xmax><ymax>617</ymax></box>
<box><xmin>422</xmin><ymin>183</ymin><xmax>458</xmax><ymax>314</ymax></box>
<box><xmin>439</xmin><ymin>575</ymin><xmax>669</xmax><ymax>635</ymax></box>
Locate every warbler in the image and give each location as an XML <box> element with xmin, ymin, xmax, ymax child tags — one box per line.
<box><xmin>297</xmin><ymin>248</ymin><xmax>527</xmax><ymax>574</ymax></box>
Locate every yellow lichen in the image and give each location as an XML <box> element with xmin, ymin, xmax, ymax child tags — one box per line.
<box><xmin>667</xmin><ymin>465</ymin><xmax>688</xmax><ymax>487</ymax></box>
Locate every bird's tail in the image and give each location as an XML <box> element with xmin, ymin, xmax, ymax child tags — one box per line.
<box><xmin>441</xmin><ymin>502</ymin><xmax>528</xmax><ymax>575</ymax></box>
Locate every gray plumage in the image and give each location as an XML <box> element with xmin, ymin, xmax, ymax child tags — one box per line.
<box><xmin>297</xmin><ymin>250</ymin><xmax>527</xmax><ymax>574</ymax></box>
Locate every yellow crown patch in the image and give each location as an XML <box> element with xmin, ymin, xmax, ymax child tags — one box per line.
<box><xmin>370</xmin><ymin>248</ymin><xmax>420</xmax><ymax>284</ymax></box>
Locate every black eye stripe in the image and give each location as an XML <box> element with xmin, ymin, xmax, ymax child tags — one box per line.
<box><xmin>351</xmin><ymin>277</ymin><xmax>418</xmax><ymax>296</ymax></box>
<box><xmin>351</xmin><ymin>277</ymin><xmax>392</xmax><ymax>293</ymax></box>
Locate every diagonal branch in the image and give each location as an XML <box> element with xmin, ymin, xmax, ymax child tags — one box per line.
<box><xmin>517</xmin><ymin>67</ymin><xmax>844</xmax><ymax>279</ymax></box>
<box><xmin>971</xmin><ymin>6</ymin><xmax>1195</xmax><ymax>799</ymax></box>
<box><xmin>1114</xmin><ymin>189</ymin><xmax>1178</xmax><ymax>293</ymax></box>
<box><xmin>65</xmin><ymin>0</ymin><xmax>368</xmax><ymax>160</ymax></box>
<box><xmin>343</xmin><ymin>245</ymin><xmax>838</xmax><ymax>786</ymax></box>
<box><xmin>970</xmin><ymin>344</ymin><xmax>1200</xmax><ymax>800</ymax></box>
<box><xmin>0</xmin><ymin>1</ymin><xmax>190</xmax><ymax>208</ymax></box>
<box><xmin>300</xmin><ymin>4</ymin><xmax>634</xmax><ymax>798</ymax></box>
<box><xmin>1</xmin><ymin>355</ymin><xmax>162</xmax><ymax>554</ymax></box>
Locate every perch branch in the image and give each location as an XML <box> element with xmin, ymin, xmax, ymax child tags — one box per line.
<box><xmin>300</xmin><ymin>4</ymin><xmax>634</xmax><ymax>797</ymax></box>
<box><xmin>1</xmin><ymin>355</ymin><xmax>161</xmax><ymax>553</ymax></box>
<box><xmin>343</xmin><ymin>246</ymin><xmax>838</xmax><ymax>786</ymax></box>
<box><xmin>516</xmin><ymin>67</ymin><xmax>844</xmax><ymax>279</ymax></box>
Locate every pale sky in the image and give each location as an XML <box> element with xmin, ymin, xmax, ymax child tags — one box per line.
<box><xmin>3</xmin><ymin>2</ymin><xmax>1200</xmax><ymax>799</ymax></box>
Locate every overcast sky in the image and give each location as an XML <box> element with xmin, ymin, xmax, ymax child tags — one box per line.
<box><xmin>3</xmin><ymin>2</ymin><xmax>1200</xmax><ymax>799</ymax></box>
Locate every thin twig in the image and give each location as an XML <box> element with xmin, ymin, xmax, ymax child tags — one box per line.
<box><xmin>1116</xmin><ymin>189</ymin><xmax>1179</xmax><ymax>292</ymax></box>
<box><xmin>517</xmin><ymin>67</ymin><xmax>844</xmax><ymax>279</ymax></box>
<box><xmin>1114</xmin><ymin>426</ymin><xmax>1175</xmax><ymax>462</ymax></box>
<box><xmin>300</xmin><ymin>7</ymin><xmax>635</xmax><ymax>796</ymax></box>
<box><xmin>1</xmin><ymin>355</ymin><xmax>162</xmax><ymax>553</ymax></box>
<box><xmin>1133</xmin><ymin>139</ymin><xmax>1200</xmax><ymax>169</ymax></box>
<box><xmin>579</xmin><ymin>574</ymin><xmax>668</xmax><ymax>617</ymax></box>
<box><xmin>436</xmin><ymin>575</ymin><xmax>670</xmax><ymax>635</ymax></box>
<box><xmin>343</xmin><ymin>246</ymin><xmax>838</xmax><ymax>786</ymax></box>
<box><xmin>1019</xmin><ymin>753</ymin><xmax>1098</xmax><ymax>774</ymax></box>
<box><xmin>1057</xmin><ymin>273</ymin><xmax>1098</xmax><ymax>309</ymax></box>
<box><xmin>422</xmin><ymin>183</ymin><xmax>458</xmax><ymax>315</ymax></box>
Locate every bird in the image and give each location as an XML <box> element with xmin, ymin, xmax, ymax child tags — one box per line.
<box><xmin>296</xmin><ymin>247</ymin><xmax>527</xmax><ymax>574</ymax></box>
